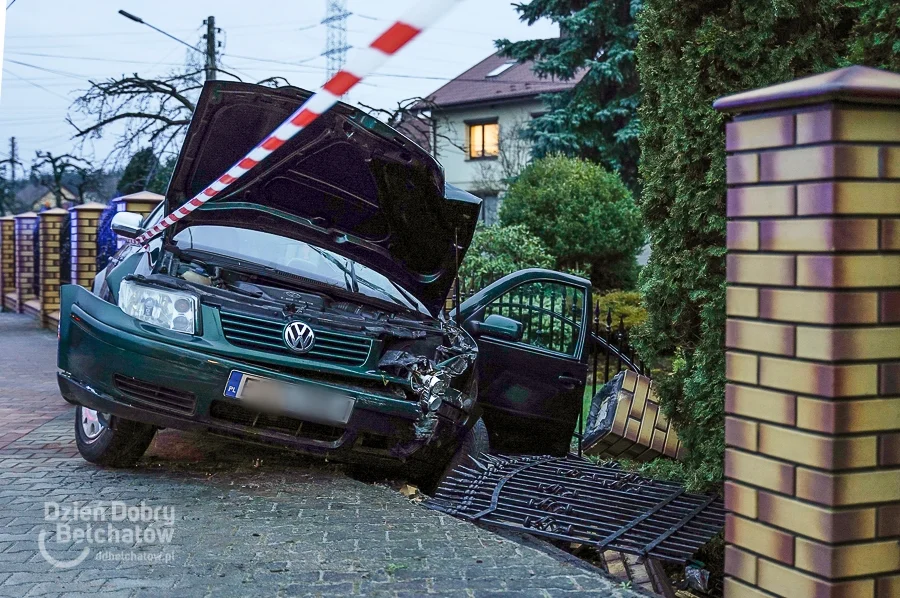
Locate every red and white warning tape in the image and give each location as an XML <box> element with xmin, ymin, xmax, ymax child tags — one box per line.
<box><xmin>135</xmin><ymin>0</ymin><xmax>462</xmax><ymax>245</ymax></box>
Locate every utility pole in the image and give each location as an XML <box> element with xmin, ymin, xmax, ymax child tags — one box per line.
<box><xmin>203</xmin><ymin>16</ymin><xmax>219</xmax><ymax>81</ymax></box>
<box><xmin>9</xmin><ymin>138</ymin><xmax>18</xmax><ymax>183</ymax></box>
<box><xmin>0</xmin><ymin>138</ymin><xmax>21</xmax><ymax>216</ymax></box>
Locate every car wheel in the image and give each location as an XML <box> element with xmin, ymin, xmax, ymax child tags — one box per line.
<box><xmin>425</xmin><ymin>418</ymin><xmax>489</xmax><ymax>494</ymax></box>
<box><xmin>74</xmin><ymin>405</ymin><xmax>157</xmax><ymax>467</ymax></box>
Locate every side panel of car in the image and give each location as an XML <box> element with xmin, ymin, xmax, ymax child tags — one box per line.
<box><xmin>458</xmin><ymin>269</ymin><xmax>591</xmax><ymax>456</ymax></box>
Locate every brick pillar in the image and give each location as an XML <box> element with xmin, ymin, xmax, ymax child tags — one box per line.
<box><xmin>715</xmin><ymin>66</ymin><xmax>900</xmax><ymax>598</ymax></box>
<box><xmin>113</xmin><ymin>191</ymin><xmax>163</xmax><ymax>248</ymax></box>
<box><xmin>37</xmin><ymin>208</ymin><xmax>67</xmax><ymax>328</ymax></box>
<box><xmin>69</xmin><ymin>202</ymin><xmax>106</xmax><ymax>289</ymax></box>
<box><xmin>13</xmin><ymin>212</ymin><xmax>38</xmax><ymax>314</ymax></box>
<box><xmin>0</xmin><ymin>216</ymin><xmax>14</xmax><ymax>311</ymax></box>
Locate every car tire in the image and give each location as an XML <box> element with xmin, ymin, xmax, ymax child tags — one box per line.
<box><xmin>426</xmin><ymin>418</ymin><xmax>489</xmax><ymax>494</ymax></box>
<box><xmin>74</xmin><ymin>405</ymin><xmax>157</xmax><ymax>467</ymax></box>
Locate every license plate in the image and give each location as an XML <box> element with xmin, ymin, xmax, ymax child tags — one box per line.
<box><xmin>223</xmin><ymin>371</ymin><xmax>355</xmax><ymax>424</ymax></box>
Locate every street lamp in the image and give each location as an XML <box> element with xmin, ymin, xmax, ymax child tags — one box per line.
<box><xmin>117</xmin><ymin>10</ymin><xmax>200</xmax><ymax>54</ymax></box>
<box><xmin>118</xmin><ymin>10</ymin><xmax>219</xmax><ymax>81</ymax></box>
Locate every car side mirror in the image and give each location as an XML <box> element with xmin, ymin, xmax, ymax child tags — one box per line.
<box><xmin>110</xmin><ymin>211</ymin><xmax>144</xmax><ymax>239</ymax></box>
<box><xmin>470</xmin><ymin>314</ymin><xmax>523</xmax><ymax>343</ymax></box>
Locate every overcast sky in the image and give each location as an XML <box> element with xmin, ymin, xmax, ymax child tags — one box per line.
<box><xmin>0</xmin><ymin>1</ymin><xmax>556</xmax><ymax>172</ymax></box>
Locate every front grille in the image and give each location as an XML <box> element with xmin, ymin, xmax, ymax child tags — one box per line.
<box><xmin>114</xmin><ymin>375</ymin><xmax>196</xmax><ymax>415</ymax></box>
<box><xmin>209</xmin><ymin>400</ymin><xmax>344</xmax><ymax>442</ymax></box>
<box><xmin>218</xmin><ymin>310</ymin><xmax>373</xmax><ymax>367</ymax></box>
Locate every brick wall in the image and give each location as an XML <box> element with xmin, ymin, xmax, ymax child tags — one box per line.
<box><xmin>716</xmin><ymin>66</ymin><xmax>900</xmax><ymax>597</ymax></box>
<box><xmin>69</xmin><ymin>203</ymin><xmax>106</xmax><ymax>288</ymax></box>
<box><xmin>38</xmin><ymin>208</ymin><xmax>67</xmax><ymax>327</ymax></box>
<box><xmin>13</xmin><ymin>212</ymin><xmax>38</xmax><ymax>314</ymax></box>
<box><xmin>0</xmin><ymin>217</ymin><xmax>14</xmax><ymax>311</ymax></box>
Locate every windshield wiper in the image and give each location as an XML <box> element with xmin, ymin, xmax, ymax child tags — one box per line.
<box><xmin>345</xmin><ymin>260</ymin><xmax>359</xmax><ymax>294</ymax></box>
<box><xmin>307</xmin><ymin>246</ymin><xmax>409</xmax><ymax>309</ymax></box>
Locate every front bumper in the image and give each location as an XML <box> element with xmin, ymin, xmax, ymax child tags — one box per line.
<box><xmin>57</xmin><ymin>285</ymin><xmax>470</xmax><ymax>466</ymax></box>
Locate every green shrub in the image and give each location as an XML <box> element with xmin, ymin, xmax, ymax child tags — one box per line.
<box><xmin>499</xmin><ymin>155</ymin><xmax>645</xmax><ymax>290</ymax></box>
<box><xmin>459</xmin><ymin>224</ymin><xmax>554</xmax><ymax>284</ymax></box>
<box><xmin>593</xmin><ymin>290</ymin><xmax>647</xmax><ymax>330</ymax></box>
<box><xmin>634</xmin><ymin>0</ymin><xmax>900</xmax><ymax>486</ymax></box>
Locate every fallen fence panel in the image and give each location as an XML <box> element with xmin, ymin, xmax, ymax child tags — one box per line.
<box><xmin>426</xmin><ymin>453</ymin><xmax>724</xmax><ymax>564</ymax></box>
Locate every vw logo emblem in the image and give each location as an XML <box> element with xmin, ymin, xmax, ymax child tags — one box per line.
<box><xmin>283</xmin><ymin>321</ymin><xmax>315</xmax><ymax>354</ymax></box>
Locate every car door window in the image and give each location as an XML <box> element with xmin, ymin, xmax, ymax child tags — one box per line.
<box><xmin>483</xmin><ymin>280</ymin><xmax>585</xmax><ymax>357</ymax></box>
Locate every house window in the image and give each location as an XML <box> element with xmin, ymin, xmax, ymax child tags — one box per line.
<box><xmin>468</xmin><ymin>122</ymin><xmax>499</xmax><ymax>159</ymax></box>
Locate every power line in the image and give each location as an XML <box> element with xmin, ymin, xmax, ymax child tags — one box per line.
<box><xmin>7</xmin><ymin>0</ymin><xmax>18</xmax><ymax>8</ymax></box>
<box><xmin>224</xmin><ymin>54</ymin><xmax>551</xmax><ymax>86</ymax></box>
<box><xmin>6</xmin><ymin>51</ymin><xmax>184</xmax><ymax>69</ymax></box>
<box><xmin>3</xmin><ymin>59</ymin><xmax>87</xmax><ymax>80</ymax></box>
<box><xmin>2</xmin><ymin>69</ymin><xmax>70</xmax><ymax>101</ymax></box>
<box><xmin>6</xmin><ymin>28</ymin><xmax>196</xmax><ymax>39</ymax></box>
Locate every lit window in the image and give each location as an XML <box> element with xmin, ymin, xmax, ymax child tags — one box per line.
<box><xmin>468</xmin><ymin>122</ymin><xmax>499</xmax><ymax>159</ymax></box>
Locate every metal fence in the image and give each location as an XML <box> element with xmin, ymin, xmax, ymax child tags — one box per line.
<box><xmin>588</xmin><ymin>307</ymin><xmax>650</xmax><ymax>397</ymax></box>
<box><xmin>453</xmin><ymin>273</ymin><xmax>648</xmax><ymax>383</ymax></box>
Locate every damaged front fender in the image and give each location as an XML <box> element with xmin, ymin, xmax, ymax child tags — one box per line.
<box><xmin>378</xmin><ymin>317</ymin><xmax>478</xmax><ymax>446</ymax></box>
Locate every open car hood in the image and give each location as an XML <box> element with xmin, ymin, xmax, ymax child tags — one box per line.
<box><xmin>165</xmin><ymin>81</ymin><xmax>481</xmax><ymax>314</ymax></box>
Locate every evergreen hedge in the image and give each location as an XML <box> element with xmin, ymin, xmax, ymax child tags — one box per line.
<box><xmin>634</xmin><ymin>0</ymin><xmax>900</xmax><ymax>489</ymax></box>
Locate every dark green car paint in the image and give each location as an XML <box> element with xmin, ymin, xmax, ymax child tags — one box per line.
<box><xmin>59</xmin><ymin>265</ymin><xmax>592</xmax><ymax>465</ymax></box>
<box><xmin>58</xmin><ymin>284</ymin><xmax>441</xmax><ymax>463</ymax></box>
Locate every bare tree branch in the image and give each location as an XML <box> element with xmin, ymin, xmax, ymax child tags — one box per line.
<box><xmin>67</xmin><ymin>67</ymin><xmax>204</xmax><ymax>165</ymax></box>
<box><xmin>67</xmin><ymin>59</ymin><xmax>296</xmax><ymax>167</ymax></box>
<box><xmin>357</xmin><ymin>97</ymin><xmax>467</xmax><ymax>154</ymax></box>
<box><xmin>31</xmin><ymin>151</ymin><xmax>100</xmax><ymax>207</ymax></box>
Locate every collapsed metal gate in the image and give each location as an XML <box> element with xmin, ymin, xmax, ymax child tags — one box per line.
<box><xmin>426</xmin><ymin>454</ymin><xmax>724</xmax><ymax>563</ymax></box>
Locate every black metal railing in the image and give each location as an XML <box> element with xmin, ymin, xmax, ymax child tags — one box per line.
<box><xmin>588</xmin><ymin>305</ymin><xmax>649</xmax><ymax>400</ymax></box>
<box><xmin>453</xmin><ymin>272</ymin><xmax>585</xmax><ymax>356</ymax></box>
<box><xmin>452</xmin><ymin>272</ymin><xmax>648</xmax><ymax>381</ymax></box>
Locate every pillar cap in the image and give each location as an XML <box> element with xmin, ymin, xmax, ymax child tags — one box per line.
<box><xmin>13</xmin><ymin>211</ymin><xmax>38</xmax><ymax>219</ymax></box>
<box><xmin>69</xmin><ymin>202</ymin><xmax>108</xmax><ymax>211</ymax></box>
<box><xmin>39</xmin><ymin>208</ymin><xmax>68</xmax><ymax>216</ymax></box>
<box><xmin>714</xmin><ymin>65</ymin><xmax>900</xmax><ymax>114</ymax></box>
<box><xmin>0</xmin><ymin>215</ymin><xmax>14</xmax><ymax>221</ymax></box>
<box><xmin>115</xmin><ymin>191</ymin><xmax>164</xmax><ymax>202</ymax></box>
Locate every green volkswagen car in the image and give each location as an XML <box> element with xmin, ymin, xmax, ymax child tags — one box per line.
<box><xmin>57</xmin><ymin>81</ymin><xmax>592</xmax><ymax>486</ymax></box>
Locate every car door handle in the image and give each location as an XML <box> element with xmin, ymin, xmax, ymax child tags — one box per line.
<box><xmin>558</xmin><ymin>375</ymin><xmax>582</xmax><ymax>390</ymax></box>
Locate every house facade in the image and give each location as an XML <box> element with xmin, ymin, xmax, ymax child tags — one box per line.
<box><xmin>424</xmin><ymin>53</ymin><xmax>583</xmax><ymax>224</ymax></box>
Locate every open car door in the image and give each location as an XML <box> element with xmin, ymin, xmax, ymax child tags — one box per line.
<box><xmin>457</xmin><ymin>269</ymin><xmax>591</xmax><ymax>456</ymax></box>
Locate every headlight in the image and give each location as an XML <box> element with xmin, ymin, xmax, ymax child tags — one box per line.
<box><xmin>410</xmin><ymin>372</ymin><xmax>450</xmax><ymax>411</ymax></box>
<box><xmin>118</xmin><ymin>280</ymin><xmax>199</xmax><ymax>334</ymax></box>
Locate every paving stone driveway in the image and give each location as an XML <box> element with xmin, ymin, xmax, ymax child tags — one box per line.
<box><xmin>0</xmin><ymin>312</ymin><xmax>640</xmax><ymax>597</ymax></box>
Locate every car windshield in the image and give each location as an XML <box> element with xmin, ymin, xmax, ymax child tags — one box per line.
<box><xmin>173</xmin><ymin>226</ymin><xmax>427</xmax><ymax>313</ymax></box>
